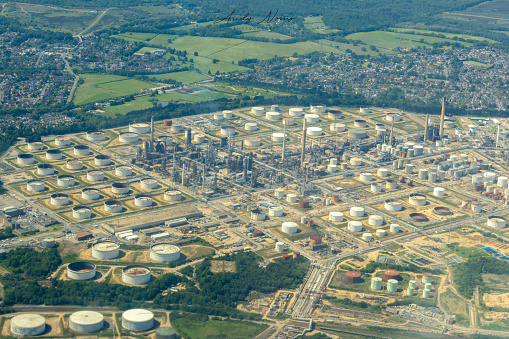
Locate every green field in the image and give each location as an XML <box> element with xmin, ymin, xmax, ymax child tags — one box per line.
<box><xmin>440</xmin><ymin>288</ymin><xmax>470</xmax><ymax>327</ymax></box>
<box><xmin>392</xmin><ymin>28</ymin><xmax>498</xmax><ymax>43</ymax></box>
<box><xmin>236</xmin><ymin>25</ymin><xmax>292</xmax><ymax>40</ymax></box>
<box><xmin>151</xmin><ymin>71</ymin><xmax>211</xmax><ymax>84</ymax></box>
<box><xmin>303</xmin><ymin>17</ymin><xmax>325</xmax><ymax>29</ymax></box>
<box><xmin>111</xmin><ymin>32</ymin><xmax>158</xmax><ymax>43</ymax></box>
<box><xmin>171</xmin><ymin>312</ymin><xmax>268</xmax><ymax>339</ymax></box>
<box><xmin>464</xmin><ymin>60</ymin><xmax>492</xmax><ymax>68</ymax></box>
<box><xmin>190</xmin><ymin>55</ymin><xmax>250</xmax><ymax>74</ymax></box>
<box><xmin>135</xmin><ymin>46</ymin><xmax>166</xmax><ymax>54</ymax></box>
<box><xmin>149</xmin><ymin>33</ymin><xmax>179</xmax><ymax>46</ymax></box>
<box><xmin>204</xmin><ymin>83</ymin><xmax>294</xmax><ymax>99</ymax></box>
<box><xmin>73</xmin><ymin>74</ymin><xmax>156</xmax><ymax>105</ymax></box>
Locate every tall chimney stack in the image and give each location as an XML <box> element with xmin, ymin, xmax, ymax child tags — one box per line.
<box><xmin>300</xmin><ymin>119</ymin><xmax>307</xmax><ymax>168</ymax></box>
<box><xmin>424</xmin><ymin>114</ymin><xmax>429</xmax><ymax>143</ymax></box>
<box><xmin>439</xmin><ymin>97</ymin><xmax>446</xmax><ymax>140</ymax></box>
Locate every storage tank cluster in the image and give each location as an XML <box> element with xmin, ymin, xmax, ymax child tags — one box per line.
<box><xmin>282</xmin><ymin>221</ymin><xmax>298</xmax><ymax>234</ymax></box>
<box><xmin>67</xmin><ymin>262</ymin><xmax>96</xmax><ymax>280</ymax></box>
<box><xmin>92</xmin><ymin>242</ymin><xmax>120</xmax><ymax>259</ymax></box>
<box><xmin>122</xmin><ymin>265</ymin><xmax>152</xmax><ymax>285</ymax></box>
<box><xmin>150</xmin><ymin>244</ymin><xmax>181</xmax><ymax>262</ymax></box>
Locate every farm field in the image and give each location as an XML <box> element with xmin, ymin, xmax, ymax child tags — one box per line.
<box><xmin>73</xmin><ymin>74</ymin><xmax>157</xmax><ymax>105</ymax></box>
<box><xmin>392</xmin><ymin>28</ymin><xmax>498</xmax><ymax>43</ymax></box>
<box><xmin>111</xmin><ymin>32</ymin><xmax>158</xmax><ymax>43</ymax></box>
<box><xmin>151</xmin><ymin>71</ymin><xmax>211</xmax><ymax>84</ymax></box>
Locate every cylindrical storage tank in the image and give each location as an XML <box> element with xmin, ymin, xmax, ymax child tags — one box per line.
<box><xmin>282</xmin><ymin>221</ymin><xmax>298</xmax><ymax>233</ymax></box>
<box><xmin>413</xmin><ymin>145</ymin><xmax>423</xmax><ymax>156</ymax></box>
<box><xmin>360</xmin><ymin>107</ymin><xmax>370</xmax><ymax>114</ymax></box>
<box><xmin>266</xmin><ymin>111</ymin><xmax>280</xmax><ymax>121</ymax></box>
<box><xmin>289</xmin><ymin>108</ymin><xmax>303</xmax><ymax>117</ymax></box>
<box><xmin>405</xmin><ymin>164</ymin><xmax>414</xmax><ymax>174</ymax></box>
<box><xmin>350</xmin><ymin>158</ymin><xmax>362</xmax><ymax>167</ymax></box>
<box><xmin>384</xmin><ymin>270</ymin><xmax>400</xmax><ymax>281</ymax></box>
<box><xmin>287</xmin><ymin>194</ymin><xmax>297</xmax><ymax>203</ymax></box>
<box><xmin>50</xmin><ymin>193</ymin><xmax>69</xmax><ymax>206</ymax></box>
<box><xmin>119</xmin><ymin>132</ymin><xmax>139</xmax><ymax>143</ymax></box>
<box><xmin>371</xmin><ymin>277</ymin><xmax>382</xmax><ymax>290</ymax></box>
<box><xmin>55</xmin><ymin>136</ymin><xmax>71</xmax><ymax>146</ymax></box>
<box><xmin>222</xmin><ymin>110</ymin><xmax>233</xmax><ymax>119</ymax></box>
<box><xmin>409</xmin><ymin>193</ymin><xmax>427</xmax><ymax>206</ymax></box>
<box><xmin>422</xmin><ymin>273</ymin><xmax>433</xmax><ymax>284</ymax></box>
<box><xmin>407</xmin><ymin>287</ymin><xmax>415</xmax><ymax>296</ymax></box>
<box><xmin>376</xmin><ymin>229</ymin><xmax>386</xmax><ymax>237</ymax></box>
<box><xmin>57</xmin><ymin>175</ymin><xmax>75</xmax><ymax>187</ymax></box>
<box><xmin>170</xmin><ymin>125</ymin><xmax>182</xmax><ymax>133</ymax></box>
<box><xmin>471</xmin><ymin>201</ymin><xmax>482</xmax><ymax>213</ymax></box>
<box><xmin>268</xmin><ymin>206</ymin><xmax>283</xmax><ymax>217</ymax></box>
<box><xmin>330</xmin><ymin>123</ymin><xmax>346</xmax><ymax>132</ymax></box>
<box><xmin>104</xmin><ymin>200</ymin><xmax>123</xmax><ymax>213</ymax></box>
<box><xmin>377</xmin><ymin>168</ymin><xmax>388</xmax><ymax>177</ymax></box>
<box><xmin>328</xmin><ymin>211</ymin><xmax>343</xmax><ymax>222</ymax></box>
<box><xmin>213</xmin><ymin>112</ymin><xmax>224</xmax><ymax>120</ymax></box>
<box><xmin>429</xmin><ymin>172</ymin><xmax>437</xmax><ymax>183</ymax></box>
<box><xmin>193</xmin><ymin>134</ymin><xmax>206</xmax><ymax>143</ymax></box>
<box><xmin>487</xmin><ymin>216</ymin><xmax>506</xmax><ymax>228</ymax></box>
<box><xmin>375</xmin><ymin>124</ymin><xmax>385</xmax><ymax>131</ymax></box>
<box><xmin>443</xmin><ymin>119</ymin><xmax>455</xmax><ymax>129</ymax></box>
<box><xmin>69</xmin><ymin>311</ymin><xmax>104</xmax><ymax>333</ymax></box>
<box><xmin>157</xmin><ymin>136</ymin><xmax>173</xmax><ymax>146</ymax></box>
<box><xmin>17</xmin><ymin>153</ymin><xmax>34</xmax><ymax>165</ymax></box>
<box><xmin>129</xmin><ymin>123</ymin><xmax>150</xmax><ymax>134</ymax></box>
<box><xmin>362</xmin><ymin>233</ymin><xmax>373</xmax><ymax>241</ymax></box>
<box><xmin>220</xmin><ymin>126</ymin><xmax>235</xmax><ymax>136</ymax></box>
<box><xmin>307</xmin><ymin>127</ymin><xmax>322</xmax><ymax>136</ymax></box>
<box><xmin>37</xmin><ymin>164</ymin><xmax>54</xmax><ymax>176</ymax></box>
<box><xmin>423</xmin><ymin>289</ymin><xmax>431</xmax><ymax>298</ymax></box>
<box><xmin>42</xmin><ymin>237</ymin><xmax>55</xmax><ymax>248</ymax></box>
<box><xmin>368</xmin><ymin>215</ymin><xmax>384</xmax><ymax>226</ymax></box>
<box><xmin>390</xmin><ymin>224</ymin><xmax>400</xmax><ymax>233</ymax></box>
<box><xmin>122</xmin><ymin>266</ymin><xmax>152</xmax><ymax>285</ymax></box>
<box><xmin>251</xmin><ymin>209</ymin><xmax>266</xmax><ymax>221</ymax></box>
<box><xmin>66</xmin><ymin>160</ymin><xmax>83</xmax><ymax>170</ymax></box>
<box><xmin>26</xmin><ymin>180</ymin><xmax>45</xmax><ymax>192</ymax></box>
<box><xmin>328</xmin><ymin>110</ymin><xmax>342</xmax><ymax>119</ymax></box>
<box><xmin>10</xmin><ymin>314</ymin><xmax>46</xmax><ymax>336</ymax></box>
<box><xmin>82</xmin><ymin>188</ymin><xmax>100</xmax><ymax>201</ymax></box>
<box><xmin>386</xmin><ymin>180</ymin><xmax>397</xmax><ymax>189</ymax></box>
<box><xmin>359</xmin><ymin>172</ymin><xmax>372</xmax><ymax>182</ymax></box>
<box><xmin>305</xmin><ymin>114</ymin><xmax>320</xmax><ymax>123</ymax></box>
<box><xmin>275</xmin><ymin>242</ymin><xmax>285</xmax><ymax>252</ymax></box>
<box><xmin>164</xmin><ymin>190</ymin><xmax>182</xmax><ymax>201</ymax></box>
<box><xmin>112</xmin><ymin>182</ymin><xmax>129</xmax><ymax>194</ymax></box>
<box><xmin>73</xmin><ymin>145</ymin><xmax>90</xmax><ymax>156</ymax></box>
<box><xmin>498</xmin><ymin>176</ymin><xmax>508</xmax><ymax>188</ymax></box>
<box><xmin>348</xmin><ymin>129</ymin><xmax>366</xmax><ymax>139</ymax></box>
<box><xmin>27</xmin><ymin>142</ymin><xmax>44</xmax><ymax>151</ymax></box>
<box><xmin>73</xmin><ymin>206</ymin><xmax>92</xmax><ymax>219</ymax></box>
<box><xmin>384</xmin><ymin>199</ymin><xmax>402</xmax><ymax>211</ymax></box>
<box><xmin>345</xmin><ymin>271</ymin><xmax>362</xmax><ymax>284</ymax></box>
<box><xmin>86</xmin><ymin>131</ymin><xmax>107</xmax><ymax>142</ymax></box>
<box><xmin>484</xmin><ymin>172</ymin><xmax>496</xmax><ymax>182</ymax></box>
<box><xmin>371</xmin><ymin>183</ymin><xmax>381</xmax><ymax>193</ymax></box>
<box><xmin>409</xmin><ymin>280</ymin><xmax>416</xmax><ymax>288</ymax></box>
<box><xmin>141</xmin><ymin>178</ymin><xmax>158</xmax><ymax>189</ymax></box>
<box><xmin>348</xmin><ymin>221</ymin><xmax>363</xmax><ymax>232</ymax></box>
<box><xmin>45</xmin><ymin>149</ymin><xmax>62</xmax><ymax>160</ymax></box>
<box><xmin>122</xmin><ymin>309</ymin><xmax>154</xmax><ymax>331</ymax></box>
<box><xmin>387</xmin><ymin>279</ymin><xmax>398</xmax><ymax>292</ymax></box>
<box><xmin>245</xmin><ymin>122</ymin><xmax>258</xmax><ymax>131</ymax></box>
<box><xmin>116</xmin><ymin>166</ymin><xmax>133</xmax><ymax>177</ymax></box>
<box><xmin>353</xmin><ymin>119</ymin><xmax>367</xmax><ymax>128</ymax></box>
<box><xmin>386</xmin><ymin>113</ymin><xmax>401</xmax><ymax>122</ymax></box>
<box><xmin>310</xmin><ymin>105</ymin><xmax>326</xmax><ymax>113</ymax></box>
<box><xmin>244</xmin><ymin>137</ymin><xmax>261</xmax><ymax>147</ymax></box>
<box><xmin>274</xmin><ymin>188</ymin><xmax>285</xmax><ymax>198</ymax></box>
<box><xmin>330</xmin><ymin>158</ymin><xmax>338</xmax><ymax>165</ymax></box>
<box><xmin>327</xmin><ymin>164</ymin><xmax>338</xmax><ymax>173</ymax></box>
<box><xmin>92</xmin><ymin>242</ymin><xmax>120</xmax><ymax>259</ymax></box>
<box><xmin>350</xmin><ymin>206</ymin><xmax>365</xmax><ymax>217</ymax></box>
<box><xmin>87</xmin><ymin>170</ymin><xmax>104</xmax><ymax>182</ymax></box>
<box><xmin>150</xmin><ymin>244</ymin><xmax>181</xmax><ymax>262</ymax></box>
<box><xmin>135</xmin><ymin>195</ymin><xmax>152</xmax><ymax>207</ymax></box>
<box><xmin>251</xmin><ymin>107</ymin><xmax>264</xmax><ymax>115</ymax></box>
<box><xmin>94</xmin><ymin>155</ymin><xmax>111</xmax><ymax>166</ymax></box>
<box><xmin>270</xmin><ymin>105</ymin><xmax>279</xmax><ymax>111</ymax></box>
<box><xmin>418</xmin><ymin>168</ymin><xmax>428</xmax><ymax>180</ymax></box>
<box><xmin>271</xmin><ymin>132</ymin><xmax>286</xmax><ymax>142</ymax></box>
<box><xmin>67</xmin><ymin>262</ymin><xmax>96</xmax><ymax>280</ymax></box>
<box><xmin>433</xmin><ymin>187</ymin><xmax>445</xmax><ymax>197</ymax></box>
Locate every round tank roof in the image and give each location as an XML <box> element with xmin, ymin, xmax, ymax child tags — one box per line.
<box><xmin>122</xmin><ymin>309</ymin><xmax>154</xmax><ymax>322</ymax></box>
<box><xmin>151</xmin><ymin>244</ymin><xmax>180</xmax><ymax>254</ymax></box>
<box><xmin>70</xmin><ymin>311</ymin><xmax>104</xmax><ymax>325</ymax></box>
<box><xmin>11</xmin><ymin>314</ymin><xmax>45</xmax><ymax>329</ymax></box>
<box><xmin>93</xmin><ymin>242</ymin><xmax>119</xmax><ymax>251</ymax></box>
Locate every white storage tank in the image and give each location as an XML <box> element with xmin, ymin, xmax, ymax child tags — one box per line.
<box><xmin>360</xmin><ymin>107</ymin><xmax>370</xmax><ymax>114</ymax></box>
<box><xmin>157</xmin><ymin>135</ymin><xmax>173</xmax><ymax>146</ymax></box>
<box><xmin>129</xmin><ymin>123</ymin><xmax>150</xmax><ymax>134</ymax></box>
<box><xmin>135</xmin><ymin>195</ymin><xmax>153</xmax><ymax>207</ymax></box>
<box><xmin>275</xmin><ymin>242</ymin><xmax>285</xmax><ymax>252</ymax></box>
<box><xmin>354</xmin><ymin>119</ymin><xmax>367</xmax><ymax>128</ymax></box>
<box><xmin>164</xmin><ymin>190</ymin><xmax>182</xmax><ymax>201</ymax></box>
<box><xmin>377</xmin><ymin>168</ymin><xmax>388</xmax><ymax>177</ymax></box>
<box><xmin>104</xmin><ymin>200</ymin><xmax>123</xmax><ymax>213</ymax></box>
<box><xmin>150</xmin><ymin>243</ymin><xmax>181</xmax><ymax>262</ymax></box>
<box><xmin>250</xmin><ymin>209</ymin><xmax>265</xmax><ymax>221</ymax></box>
<box><xmin>57</xmin><ymin>175</ymin><xmax>75</xmax><ymax>187</ymax></box>
<box><xmin>122</xmin><ymin>266</ymin><xmax>152</xmax><ymax>285</ymax></box>
<box><xmin>330</xmin><ymin>123</ymin><xmax>346</xmax><ymax>132</ymax></box>
<box><xmin>223</xmin><ymin>110</ymin><xmax>233</xmax><ymax>118</ymax></box>
<box><xmin>27</xmin><ymin>142</ymin><xmax>44</xmax><ymax>151</ymax></box>
<box><xmin>286</xmin><ymin>193</ymin><xmax>297</xmax><ymax>203</ymax></box>
<box><xmin>305</xmin><ymin>114</ymin><xmax>320</xmax><ymax>123</ymax></box>
<box><xmin>368</xmin><ymin>215</ymin><xmax>384</xmax><ymax>226</ymax></box>
<box><xmin>327</xmin><ymin>164</ymin><xmax>338</xmax><ymax>173</ymax></box>
<box><xmin>348</xmin><ymin>221</ymin><xmax>363</xmax><ymax>232</ymax></box>
<box><xmin>371</xmin><ymin>183</ymin><xmax>382</xmax><ymax>192</ymax></box>
<box><xmin>170</xmin><ymin>125</ymin><xmax>182</xmax><ymax>133</ymax></box>
<box><xmin>409</xmin><ymin>193</ymin><xmax>427</xmax><ymax>206</ymax></box>
<box><xmin>141</xmin><ymin>178</ymin><xmax>158</xmax><ymax>189</ymax></box>
<box><xmin>26</xmin><ymin>180</ymin><xmax>45</xmax><ymax>192</ymax></box>
<box><xmin>74</xmin><ymin>145</ymin><xmax>90</xmax><ymax>156</ymax></box>
<box><xmin>82</xmin><ymin>188</ymin><xmax>100</xmax><ymax>200</ymax></box>
<box><xmin>37</xmin><ymin>164</ymin><xmax>54</xmax><ymax>176</ymax></box>
<box><xmin>10</xmin><ymin>314</ymin><xmax>46</xmax><ymax>336</ymax></box>
<box><xmin>69</xmin><ymin>311</ymin><xmax>104</xmax><ymax>333</ymax></box>
<box><xmin>266</xmin><ymin>111</ymin><xmax>280</xmax><ymax>121</ymax></box>
<box><xmin>307</xmin><ymin>127</ymin><xmax>322</xmax><ymax>136</ymax></box>
<box><xmin>194</xmin><ymin>134</ymin><xmax>206</xmax><ymax>143</ymax></box>
<box><xmin>274</xmin><ymin>188</ymin><xmax>285</xmax><ymax>198</ymax></box>
<box><xmin>376</xmin><ymin>229</ymin><xmax>386</xmax><ymax>237</ymax></box>
<box><xmin>362</xmin><ymin>233</ymin><xmax>373</xmax><ymax>241</ymax></box>
<box><xmin>17</xmin><ymin>153</ymin><xmax>35</xmax><ymax>165</ymax></box>
<box><xmin>281</xmin><ymin>222</ymin><xmax>298</xmax><ymax>233</ymax></box>
<box><xmin>329</xmin><ymin>211</ymin><xmax>343</xmax><ymax>222</ymax></box>
<box><xmin>67</xmin><ymin>160</ymin><xmax>83</xmax><ymax>170</ymax></box>
<box><xmin>310</xmin><ymin>105</ymin><xmax>326</xmax><ymax>113</ymax></box>
<box><xmin>289</xmin><ymin>108</ymin><xmax>303</xmax><ymax>117</ymax></box>
<box><xmin>245</xmin><ymin>122</ymin><xmax>258</xmax><ymax>131</ymax></box>
<box><xmin>45</xmin><ymin>149</ymin><xmax>62</xmax><ymax>160</ymax></box>
<box><xmin>116</xmin><ymin>166</ymin><xmax>133</xmax><ymax>177</ymax></box>
<box><xmin>350</xmin><ymin>158</ymin><xmax>362</xmax><ymax>166</ymax></box>
<box><xmin>86</xmin><ymin>131</ymin><xmax>107</xmax><ymax>142</ymax></box>
<box><xmin>55</xmin><ymin>136</ymin><xmax>71</xmax><ymax>146</ymax></box>
<box><xmin>350</xmin><ymin>206</ymin><xmax>365</xmax><ymax>217</ymax></box>
<box><xmin>244</xmin><ymin>137</ymin><xmax>261</xmax><ymax>147</ymax></box>
<box><xmin>122</xmin><ymin>309</ymin><xmax>154</xmax><ymax>332</ymax></box>
<box><xmin>42</xmin><ymin>237</ymin><xmax>55</xmax><ymax>248</ymax></box>
<box><xmin>433</xmin><ymin>187</ymin><xmax>445</xmax><ymax>197</ymax></box>
<box><xmin>386</xmin><ymin>113</ymin><xmax>401</xmax><ymax>122</ymax></box>
<box><xmin>390</xmin><ymin>224</ymin><xmax>400</xmax><ymax>233</ymax></box>
<box><xmin>220</xmin><ymin>126</ymin><xmax>235</xmax><ymax>136</ymax></box>
<box><xmin>487</xmin><ymin>216</ymin><xmax>506</xmax><ymax>228</ymax></box>
<box><xmin>498</xmin><ymin>176</ymin><xmax>508</xmax><ymax>188</ymax></box>
<box><xmin>251</xmin><ymin>107</ymin><xmax>264</xmax><ymax>115</ymax></box>
<box><xmin>67</xmin><ymin>262</ymin><xmax>96</xmax><ymax>280</ymax></box>
<box><xmin>87</xmin><ymin>170</ymin><xmax>104</xmax><ymax>182</ymax></box>
<box><xmin>92</xmin><ymin>242</ymin><xmax>120</xmax><ymax>259</ymax></box>
<box><xmin>213</xmin><ymin>112</ymin><xmax>224</xmax><ymax>120</ymax></box>
<box><xmin>268</xmin><ymin>206</ymin><xmax>283</xmax><ymax>217</ymax></box>
<box><xmin>272</xmin><ymin>132</ymin><xmax>286</xmax><ymax>142</ymax></box>
<box><xmin>119</xmin><ymin>132</ymin><xmax>139</xmax><ymax>143</ymax></box>
<box><xmin>94</xmin><ymin>155</ymin><xmax>111</xmax><ymax>166</ymax></box>
<box><xmin>359</xmin><ymin>172</ymin><xmax>373</xmax><ymax>181</ymax></box>
<box><xmin>50</xmin><ymin>193</ymin><xmax>69</xmax><ymax>206</ymax></box>
<box><xmin>73</xmin><ymin>206</ymin><xmax>92</xmax><ymax>219</ymax></box>
<box><xmin>112</xmin><ymin>182</ymin><xmax>130</xmax><ymax>194</ymax></box>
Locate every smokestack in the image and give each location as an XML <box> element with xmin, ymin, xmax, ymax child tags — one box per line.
<box><xmin>186</xmin><ymin>129</ymin><xmax>191</xmax><ymax>145</ymax></box>
<box><xmin>424</xmin><ymin>114</ymin><xmax>429</xmax><ymax>143</ymax></box>
<box><xmin>300</xmin><ymin>119</ymin><xmax>307</xmax><ymax>167</ymax></box>
<box><xmin>181</xmin><ymin>163</ymin><xmax>185</xmax><ymax>185</ymax></box>
<box><xmin>202</xmin><ymin>164</ymin><xmax>206</xmax><ymax>191</ymax></box>
<box><xmin>151</xmin><ymin>116</ymin><xmax>154</xmax><ymax>150</ymax></box>
<box><xmin>389</xmin><ymin>119</ymin><xmax>394</xmax><ymax>146</ymax></box>
<box><xmin>282</xmin><ymin>121</ymin><xmax>286</xmax><ymax>168</ymax></box>
<box><xmin>496</xmin><ymin>124</ymin><xmax>500</xmax><ymax>147</ymax></box>
<box><xmin>439</xmin><ymin>97</ymin><xmax>446</xmax><ymax>140</ymax></box>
